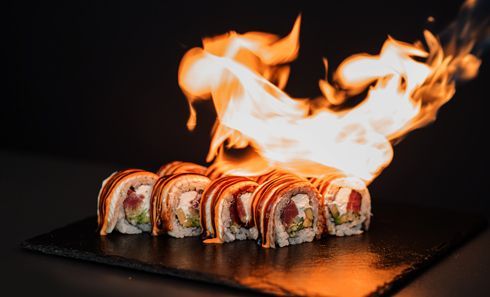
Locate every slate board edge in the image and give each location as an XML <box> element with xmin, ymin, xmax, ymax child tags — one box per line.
<box><xmin>370</xmin><ymin>216</ymin><xmax>488</xmax><ymax>297</ymax></box>
<box><xmin>20</xmin><ymin>215</ymin><xmax>488</xmax><ymax>297</ymax></box>
<box><xmin>19</xmin><ymin>238</ymin><xmax>273</xmax><ymax>296</ymax></box>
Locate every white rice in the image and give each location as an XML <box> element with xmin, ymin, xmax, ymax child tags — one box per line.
<box><xmin>334</xmin><ymin>221</ymin><xmax>364</xmax><ymax>236</ymax></box>
<box><xmin>169</xmin><ymin>221</ymin><xmax>201</xmax><ymax>238</ymax></box>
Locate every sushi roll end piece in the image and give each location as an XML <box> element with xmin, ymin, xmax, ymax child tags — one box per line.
<box><xmin>98</xmin><ymin>169</ymin><xmax>159</xmax><ymax>235</ymax></box>
<box><xmin>316</xmin><ymin>176</ymin><xmax>371</xmax><ymax>236</ymax></box>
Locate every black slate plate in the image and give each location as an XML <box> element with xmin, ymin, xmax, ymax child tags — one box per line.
<box><xmin>22</xmin><ymin>203</ymin><xmax>486</xmax><ymax>297</ymax></box>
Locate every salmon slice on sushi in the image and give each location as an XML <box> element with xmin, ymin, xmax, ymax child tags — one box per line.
<box><xmin>201</xmin><ymin>176</ymin><xmax>259</xmax><ymax>243</ymax></box>
<box><xmin>253</xmin><ymin>174</ymin><xmax>322</xmax><ymax>248</ymax></box>
<box><xmin>151</xmin><ymin>173</ymin><xmax>211</xmax><ymax>238</ymax></box>
<box><xmin>98</xmin><ymin>169</ymin><xmax>159</xmax><ymax>235</ymax></box>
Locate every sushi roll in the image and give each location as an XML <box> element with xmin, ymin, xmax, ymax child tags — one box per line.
<box><xmin>156</xmin><ymin>161</ymin><xmax>207</xmax><ymax>176</ymax></box>
<box><xmin>201</xmin><ymin>176</ymin><xmax>259</xmax><ymax>243</ymax></box>
<box><xmin>98</xmin><ymin>169</ymin><xmax>159</xmax><ymax>235</ymax></box>
<box><xmin>253</xmin><ymin>174</ymin><xmax>322</xmax><ymax>248</ymax></box>
<box><xmin>151</xmin><ymin>173</ymin><xmax>211</xmax><ymax>238</ymax></box>
<box><xmin>312</xmin><ymin>174</ymin><xmax>371</xmax><ymax>236</ymax></box>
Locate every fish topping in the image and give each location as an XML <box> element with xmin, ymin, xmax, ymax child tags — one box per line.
<box><xmin>347</xmin><ymin>190</ymin><xmax>362</xmax><ymax>212</ymax></box>
<box><xmin>237</xmin><ymin>192</ymin><xmax>253</xmax><ymax>225</ymax></box>
<box><xmin>229</xmin><ymin>197</ymin><xmax>241</xmax><ymax>226</ymax></box>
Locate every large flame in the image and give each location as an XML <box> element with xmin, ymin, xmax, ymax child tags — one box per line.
<box><xmin>178</xmin><ymin>9</ymin><xmax>482</xmax><ymax>183</ymax></box>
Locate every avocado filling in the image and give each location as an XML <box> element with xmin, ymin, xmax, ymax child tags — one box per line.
<box><xmin>132</xmin><ymin>211</ymin><xmax>150</xmax><ymax>225</ymax></box>
<box><xmin>329</xmin><ymin>203</ymin><xmax>360</xmax><ymax>224</ymax></box>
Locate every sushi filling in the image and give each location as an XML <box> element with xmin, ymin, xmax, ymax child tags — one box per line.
<box><xmin>328</xmin><ymin>188</ymin><xmax>362</xmax><ymax>225</ymax></box>
<box><xmin>123</xmin><ymin>185</ymin><xmax>152</xmax><ymax>228</ymax></box>
<box><xmin>281</xmin><ymin>194</ymin><xmax>314</xmax><ymax>237</ymax></box>
<box><xmin>229</xmin><ymin>192</ymin><xmax>253</xmax><ymax>233</ymax></box>
<box><xmin>176</xmin><ymin>190</ymin><xmax>202</xmax><ymax>228</ymax></box>
<box><xmin>221</xmin><ymin>191</ymin><xmax>258</xmax><ymax>242</ymax></box>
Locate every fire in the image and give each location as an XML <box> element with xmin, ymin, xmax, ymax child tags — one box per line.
<box><xmin>178</xmin><ymin>9</ymin><xmax>481</xmax><ymax>183</ymax></box>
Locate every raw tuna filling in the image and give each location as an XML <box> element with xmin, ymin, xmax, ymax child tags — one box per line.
<box><xmin>123</xmin><ymin>185</ymin><xmax>152</xmax><ymax>226</ymax></box>
<box><xmin>281</xmin><ymin>194</ymin><xmax>313</xmax><ymax>237</ymax></box>
<box><xmin>176</xmin><ymin>190</ymin><xmax>203</xmax><ymax>228</ymax></box>
<box><xmin>328</xmin><ymin>188</ymin><xmax>362</xmax><ymax>224</ymax></box>
<box><xmin>229</xmin><ymin>192</ymin><xmax>253</xmax><ymax>232</ymax></box>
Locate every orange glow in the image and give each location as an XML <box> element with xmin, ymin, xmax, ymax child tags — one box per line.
<box><xmin>178</xmin><ymin>15</ymin><xmax>480</xmax><ymax>183</ymax></box>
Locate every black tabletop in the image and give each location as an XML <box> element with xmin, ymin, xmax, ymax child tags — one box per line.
<box><xmin>3</xmin><ymin>150</ymin><xmax>489</xmax><ymax>297</ymax></box>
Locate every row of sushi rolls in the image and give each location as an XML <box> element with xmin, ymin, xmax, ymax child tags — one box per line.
<box><xmin>98</xmin><ymin>161</ymin><xmax>371</xmax><ymax>248</ymax></box>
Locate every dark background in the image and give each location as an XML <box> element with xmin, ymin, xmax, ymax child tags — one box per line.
<box><xmin>6</xmin><ymin>0</ymin><xmax>490</xmax><ymax>213</ymax></box>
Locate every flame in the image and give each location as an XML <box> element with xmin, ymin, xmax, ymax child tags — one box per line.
<box><xmin>178</xmin><ymin>11</ymin><xmax>481</xmax><ymax>183</ymax></box>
